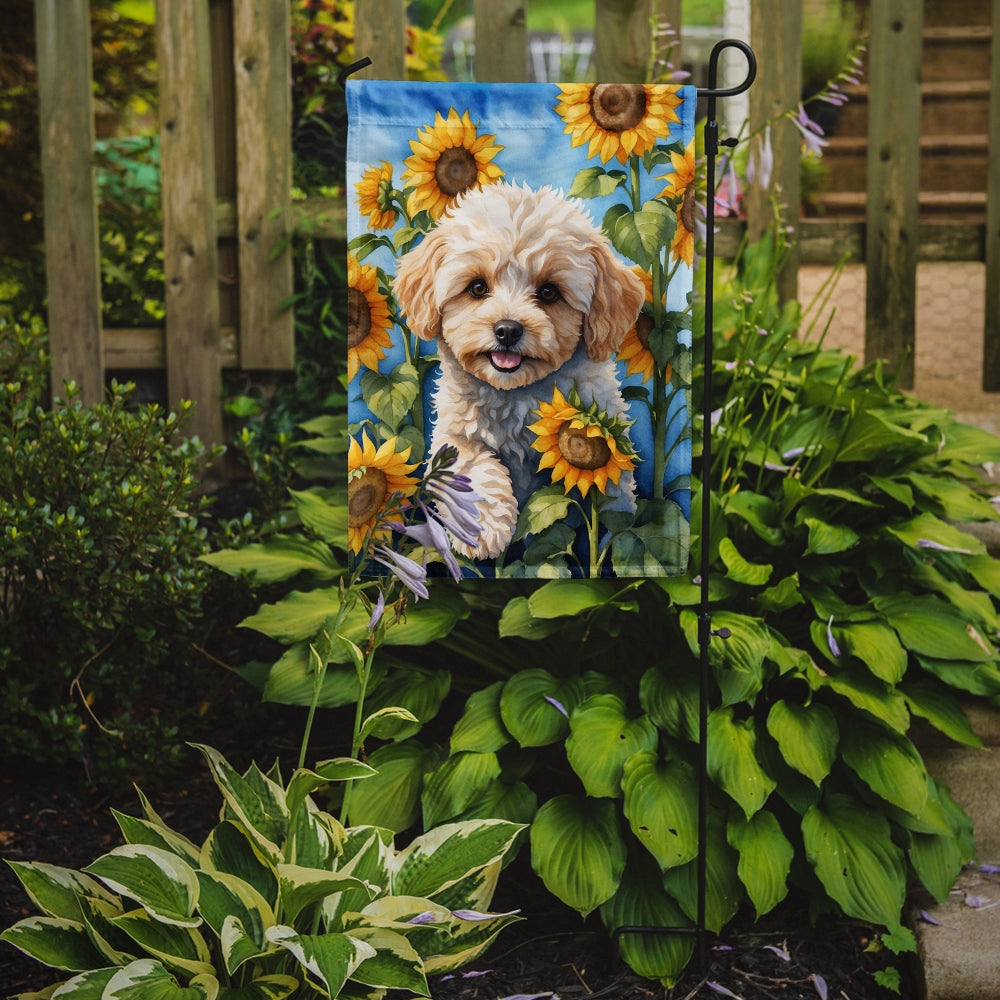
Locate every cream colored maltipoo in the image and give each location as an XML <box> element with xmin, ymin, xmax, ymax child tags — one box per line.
<box><xmin>393</xmin><ymin>182</ymin><xmax>645</xmax><ymax>560</ymax></box>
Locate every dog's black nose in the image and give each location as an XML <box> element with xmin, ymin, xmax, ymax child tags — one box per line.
<box><xmin>493</xmin><ymin>319</ymin><xmax>523</xmax><ymax>347</ymax></box>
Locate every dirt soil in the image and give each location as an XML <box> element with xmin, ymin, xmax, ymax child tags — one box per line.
<box><xmin>1</xmin><ymin>746</ymin><xmax>913</xmax><ymax>1000</ymax></box>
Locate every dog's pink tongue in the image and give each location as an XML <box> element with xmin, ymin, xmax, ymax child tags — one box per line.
<box><xmin>491</xmin><ymin>351</ymin><xmax>521</xmax><ymax>370</ymax></box>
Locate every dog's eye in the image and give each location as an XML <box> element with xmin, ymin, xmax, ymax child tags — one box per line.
<box><xmin>466</xmin><ymin>278</ymin><xmax>490</xmax><ymax>299</ymax></box>
<box><xmin>537</xmin><ymin>283</ymin><xmax>561</xmax><ymax>304</ymax></box>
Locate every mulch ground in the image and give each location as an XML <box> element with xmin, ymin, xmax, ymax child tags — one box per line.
<box><xmin>1</xmin><ymin>743</ymin><xmax>914</xmax><ymax>1000</ymax></box>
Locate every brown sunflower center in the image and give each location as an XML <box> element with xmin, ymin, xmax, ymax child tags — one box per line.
<box><xmin>681</xmin><ymin>182</ymin><xmax>697</xmax><ymax>233</ymax></box>
<box><xmin>589</xmin><ymin>84</ymin><xmax>647</xmax><ymax>134</ymax></box>
<box><xmin>435</xmin><ymin>147</ymin><xmax>479</xmax><ymax>197</ymax></box>
<box><xmin>349</xmin><ymin>467</ymin><xmax>388</xmax><ymax>527</ymax></box>
<box><xmin>635</xmin><ymin>312</ymin><xmax>654</xmax><ymax>351</ymax></box>
<box><xmin>558</xmin><ymin>422</ymin><xmax>612</xmax><ymax>471</ymax></box>
<box><xmin>347</xmin><ymin>287</ymin><xmax>372</xmax><ymax>348</ymax></box>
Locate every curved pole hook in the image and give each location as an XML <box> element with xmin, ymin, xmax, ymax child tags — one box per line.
<box><xmin>338</xmin><ymin>56</ymin><xmax>373</xmax><ymax>90</ymax></box>
<box><xmin>698</xmin><ymin>38</ymin><xmax>757</xmax><ymax>99</ymax></box>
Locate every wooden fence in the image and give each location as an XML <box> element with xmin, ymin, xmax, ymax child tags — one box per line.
<box><xmin>33</xmin><ymin>0</ymin><xmax>1000</xmax><ymax>445</ymax></box>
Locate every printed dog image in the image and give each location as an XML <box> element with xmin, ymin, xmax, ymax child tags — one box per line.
<box><xmin>394</xmin><ymin>182</ymin><xmax>646</xmax><ymax>559</ymax></box>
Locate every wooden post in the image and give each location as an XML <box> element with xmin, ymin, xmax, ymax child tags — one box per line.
<box><xmin>34</xmin><ymin>0</ymin><xmax>104</xmax><ymax>405</ymax></box>
<box><xmin>594</xmin><ymin>0</ymin><xmax>649</xmax><ymax>83</ymax></box>
<box><xmin>354</xmin><ymin>0</ymin><xmax>406</xmax><ymax>80</ymax></box>
<box><xmin>983</xmin><ymin>0</ymin><xmax>1000</xmax><ymax>390</ymax></box>
<box><xmin>474</xmin><ymin>0</ymin><xmax>527</xmax><ymax>83</ymax></box>
<box><xmin>864</xmin><ymin>0</ymin><xmax>923</xmax><ymax>389</ymax></box>
<box><xmin>157</xmin><ymin>0</ymin><xmax>223</xmax><ymax>444</ymax></box>
<box><xmin>747</xmin><ymin>0</ymin><xmax>801</xmax><ymax>305</ymax></box>
<box><xmin>233</xmin><ymin>0</ymin><xmax>294</xmax><ymax>369</ymax></box>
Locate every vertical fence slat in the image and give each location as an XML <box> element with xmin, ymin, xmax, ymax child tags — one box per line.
<box><xmin>354</xmin><ymin>0</ymin><xmax>406</xmax><ymax>79</ymax></box>
<box><xmin>34</xmin><ymin>0</ymin><xmax>103</xmax><ymax>405</ymax></box>
<box><xmin>747</xmin><ymin>0</ymin><xmax>801</xmax><ymax>304</ymax></box>
<box><xmin>233</xmin><ymin>0</ymin><xmax>294</xmax><ymax>369</ymax></box>
<box><xmin>157</xmin><ymin>0</ymin><xmax>223</xmax><ymax>444</ymax></box>
<box><xmin>594</xmin><ymin>0</ymin><xmax>649</xmax><ymax>83</ymax></box>
<box><xmin>474</xmin><ymin>0</ymin><xmax>526</xmax><ymax>82</ymax></box>
<box><xmin>983</xmin><ymin>0</ymin><xmax>1000</xmax><ymax>390</ymax></box>
<box><xmin>864</xmin><ymin>0</ymin><xmax>923</xmax><ymax>389</ymax></box>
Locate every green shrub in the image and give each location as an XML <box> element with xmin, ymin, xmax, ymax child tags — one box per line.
<box><xmin>1</xmin><ymin>744</ymin><xmax>524</xmax><ymax>998</ymax></box>
<box><xmin>0</xmin><ymin>317</ymin><xmax>220</xmax><ymax>783</ymax></box>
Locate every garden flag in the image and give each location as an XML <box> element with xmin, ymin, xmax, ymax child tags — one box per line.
<box><xmin>346</xmin><ymin>80</ymin><xmax>696</xmax><ymax>578</ymax></box>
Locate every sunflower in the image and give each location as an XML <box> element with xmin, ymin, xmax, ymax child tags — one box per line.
<box><xmin>657</xmin><ymin>139</ymin><xmax>697</xmax><ymax>266</ymax></box>
<box><xmin>348</xmin><ymin>254</ymin><xmax>394</xmax><ymax>383</ymax></box>
<box><xmin>355</xmin><ymin>160</ymin><xmax>397</xmax><ymax>231</ymax></box>
<box><xmin>618</xmin><ymin>268</ymin><xmax>656</xmax><ymax>383</ymax></box>
<box><xmin>528</xmin><ymin>387</ymin><xmax>637</xmax><ymax>498</ymax></box>
<box><xmin>402</xmin><ymin>108</ymin><xmax>505</xmax><ymax>219</ymax></box>
<box><xmin>554</xmin><ymin>84</ymin><xmax>683</xmax><ymax>164</ymax></box>
<box><xmin>347</xmin><ymin>432</ymin><xmax>421</xmax><ymax>556</ymax></box>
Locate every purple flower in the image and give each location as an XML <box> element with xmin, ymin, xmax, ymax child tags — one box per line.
<box><xmin>407</xmin><ymin>911</ymin><xmax>438</xmax><ymax>925</ymax></box>
<box><xmin>763</xmin><ymin>944</ymin><xmax>790</xmax><ymax>961</ymax></box>
<box><xmin>706</xmin><ymin>983</ymin><xmax>742</xmax><ymax>999</ymax></box>
<box><xmin>827</xmin><ymin>616</ymin><xmax>841</xmax><ymax>658</ymax></box>
<box><xmin>367</xmin><ymin>590</ymin><xmax>385</xmax><ymax>631</ymax></box>
<box><xmin>790</xmin><ymin>104</ymin><xmax>828</xmax><ymax>156</ymax></box>
<box><xmin>917</xmin><ymin>538</ymin><xmax>973</xmax><ymax>555</ymax></box>
<box><xmin>426</xmin><ymin>478</ymin><xmax>482</xmax><ymax>547</ymax></box>
<box><xmin>372</xmin><ymin>545</ymin><xmax>429</xmax><ymax>600</ymax></box>
<box><xmin>451</xmin><ymin>908</ymin><xmax>520</xmax><ymax>921</ymax></box>
<box><xmin>393</xmin><ymin>502</ymin><xmax>463</xmax><ymax>581</ymax></box>
<box><xmin>812</xmin><ymin>974</ymin><xmax>828</xmax><ymax>1000</ymax></box>
<box><xmin>544</xmin><ymin>695</ymin><xmax>569</xmax><ymax>718</ymax></box>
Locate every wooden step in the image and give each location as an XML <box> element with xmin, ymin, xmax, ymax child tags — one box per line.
<box><xmin>921</xmin><ymin>0</ymin><xmax>992</xmax><ymax>28</ymax></box>
<box><xmin>922</xmin><ymin>25</ymin><xmax>993</xmax><ymax>83</ymax></box>
<box><xmin>813</xmin><ymin>189</ymin><xmax>987</xmax><ymax>222</ymax></box>
<box><xmin>832</xmin><ymin>80</ymin><xmax>991</xmax><ymax>137</ymax></box>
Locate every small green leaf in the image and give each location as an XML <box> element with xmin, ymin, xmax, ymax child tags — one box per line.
<box><xmin>719</xmin><ymin>537</ymin><xmax>772</xmax><ymax>585</ymax></box>
<box><xmin>511</xmin><ymin>485</ymin><xmax>574</xmax><ymax>543</ymax></box>
<box><xmin>499</xmin><ymin>670</ymin><xmax>584</xmax><ymax>747</ymax></box>
<box><xmin>567</xmin><ymin>166</ymin><xmax>627</xmax><ymax>199</ymax></box>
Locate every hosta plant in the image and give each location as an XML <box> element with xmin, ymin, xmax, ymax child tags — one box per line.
<box><xmin>1</xmin><ymin>744</ymin><xmax>523</xmax><ymax>999</ymax></box>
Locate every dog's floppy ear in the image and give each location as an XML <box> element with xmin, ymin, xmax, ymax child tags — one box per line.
<box><xmin>393</xmin><ymin>227</ymin><xmax>448</xmax><ymax>341</ymax></box>
<box><xmin>583</xmin><ymin>241</ymin><xmax>646</xmax><ymax>362</ymax></box>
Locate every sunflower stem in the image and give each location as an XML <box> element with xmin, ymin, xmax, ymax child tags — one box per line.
<box><xmin>588</xmin><ymin>498</ymin><xmax>601</xmax><ymax>578</ymax></box>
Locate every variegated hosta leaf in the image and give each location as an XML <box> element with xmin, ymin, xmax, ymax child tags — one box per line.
<box><xmin>265</xmin><ymin>926</ymin><xmax>376</xmax><ymax>998</ymax></box>
<box><xmin>424</xmin><ymin>859</ymin><xmax>501</xmax><ymax>916</ymax></box>
<box><xmin>450</xmin><ymin>681</ymin><xmax>511</xmax><ymax>754</ymax></box>
<box><xmin>112</xmin><ymin>810</ymin><xmax>202</xmax><ymax>868</ymax></box>
<box><xmin>422</xmin><ymin>907</ymin><xmax>522</xmax><ymax>975</ymax></box>
<box><xmin>529</xmin><ymin>795</ymin><xmax>626</xmax><ymax>917</ymax></box>
<box><xmin>200</xmin><ymin>822</ymin><xmax>278</xmax><ymax>910</ymax></box>
<box><xmin>323</xmin><ymin>829</ymin><xmax>393</xmax><ymax>931</ymax></box>
<box><xmin>46</xmin><ymin>966</ymin><xmax>118</xmax><ymax>997</ymax></box>
<box><xmin>276</xmin><ymin>864</ymin><xmax>375</xmax><ymax>925</ymax></box>
<box><xmin>391</xmin><ymin>820</ymin><xmax>524</xmax><ymax>901</ymax></box>
<box><xmin>285</xmin><ymin>760</ymin><xmax>375</xmax><ymax>824</ymax></box>
<box><xmin>77</xmin><ymin>894</ymin><xmax>136</xmax><ymax>966</ymax></box>
<box><xmin>214</xmin><ymin>975</ymin><xmax>299</xmax><ymax>1000</ymax></box>
<box><xmin>83</xmin><ymin>846</ymin><xmax>200</xmax><ymax>928</ymax></box>
<box><xmin>110</xmin><ymin>908</ymin><xmax>214</xmax><ymax>978</ymax></box>
<box><xmin>621</xmin><ymin>751</ymin><xmax>699</xmax><ymax>871</ymax></box>
<box><xmin>706</xmin><ymin>707</ymin><xmax>776</xmax><ymax>819</ymax></box>
<box><xmin>765</xmin><ymin>700</ymin><xmax>838</xmax><ymax>786</ymax></box>
<box><xmin>599</xmin><ymin>854</ymin><xmax>694</xmax><ymax>987</ymax></box>
<box><xmin>344</xmin><ymin>926</ymin><xmax>429</xmax><ymax>995</ymax></box>
<box><xmin>802</xmin><ymin>793</ymin><xmax>906</xmax><ymax>926</ymax></box>
<box><xmin>288</xmin><ymin>802</ymin><xmax>343</xmax><ymax>870</ymax></box>
<box><xmin>4</xmin><ymin>861</ymin><xmax>118</xmax><ymax>922</ymax></box>
<box><xmin>420</xmin><ymin>751</ymin><xmax>502</xmax><ymax>829</ymax></box>
<box><xmin>0</xmin><ymin>916</ymin><xmax>107</xmax><ymax>972</ymax></box>
<box><xmin>191</xmin><ymin>745</ymin><xmax>288</xmax><ymax>863</ymax></box>
<box><xmin>195</xmin><ymin>871</ymin><xmax>274</xmax><ymax>974</ymax></box>
<box><xmin>727</xmin><ymin>810</ymin><xmax>793</xmax><ymax>918</ymax></box>
<box><xmin>102</xmin><ymin>959</ymin><xmax>218</xmax><ymax>999</ymax></box>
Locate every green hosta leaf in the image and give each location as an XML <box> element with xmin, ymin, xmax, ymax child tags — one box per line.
<box><xmin>392</xmin><ymin>820</ymin><xmax>524</xmax><ymax>900</ymax></box>
<box><xmin>680</xmin><ymin>610</ymin><xmax>770</xmax><ymax>706</ymax></box>
<box><xmin>423</xmin><ymin>906</ymin><xmax>522</xmax><ymax>975</ymax></box>
<box><xmin>103</xmin><ymin>959</ymin><xmax>217</xmax><ymax>999</ymax></box>
<box><xmin>453</xmin><ymin>779</ymin><xmax>538</xmax><ymax>827</ymax></box>
<box><xmin>639</xmin><ymin>665</ymin><xmax>699</xmax><ymax>742</ymax></box>
<box><xmin>359</xmin><ymin>363</ymin><xmax>419</xmax><ymax>429</ymax></box>
<box><xmin>967</xmin><ymin>553</ymin><xmax>1000</xmax><ymax>597</ymax></box>
<box><xmin>360</xmin><ymin>706</ymin><xmax>421</xmax><ymax>742</ymax></box>
<box><xmin>718</xmin><ymin>537</ymin><xmax>772</xmax><ymax>586</ymax></box>
<box><xmin>200</xmin><ymin>536</ymin><xmax>339</xmax><ymax>584</ymax></box>
<box><xmin>916</xmin><ymin>655</ymin><xmax>1000</xmax><ymax>697</ymax></box>
<box><xmin>200</xmin><ymin>822</ymin><xmax>278</xmax><ymax>910</ymax></box>
<box><xmin>111</xmin><ymin>909</ymin><xmax>214</xmax><ymax>978</ymax></box>
<box><xmin>112</xmin><ymin>812</ymin><xmax>201</xmax><ymax>868</ymax></box>
<box><xmin>727</xmin><ymin>811</ymin><xmax>793</xmax><ymax>918</ymax></box>
<box><xmin>566</xmin><ymin>695</ymin><xmax>658</xmax><ymax>798</ymax></box>
<box><xmin>260</xmin><ymin>644</ymin><xmax>384</xmax><ymax>709</ymax></box>
<box><xmin>345</xmin><ymin>926</ymin><xmax>429</xmax><ymax>994</ymax></box>
<box><xmin>567</xmin><ymin>165</ymin><xmax>627</xmax><ymax>199</ymax></box>
<box><xmin>497</xmin><ymin>596</ymin><xmax>565</xmax><ymax>639</ymax></box>
<box><xmin>707</xmin><ymin>708</ymin><xmax>776</xmax><ymax>818</ymax></box>
<box><xmin>0</xmin><ymin>916</ymin><xmax>107</xmax><ymax>971</ymax></box>
<box><xmin>886</xmin><ymin>511</ymin><xmax>985</xmax><ymax>556</ymax></box>
<box><xmin>901</xmin><ymin>680</ymin><xmax>982</xmax><ymax>748</ymax></box>
<box><xmin>277</xmin><ymin>865</ymin><xmax>374</xmax><ymax>925</ymax></box>
<box><xmin>450</xmin><ymin>682</ymin><xmax>511</xmax><ymax>753</ymax></box>
<box><xmin>363</xmin><ymin>667</ymin><xmax>451</xmax><ymax>740</ymax></box>
<box><xmin>421</xmin><ymin>751</ymin><xmax>502</xmax><ymax>828</ymax></box>
<box><xmin>833</xmin><ymin>621</ymin><xmax>907</xmax><ymax>683</ymax></box>
<box><xmin>834</xmin><ymin>410</ymin><xmax>927</xmax><ymax>463</ymax></box>
<box><xmin>4</xmin><ymin>862</ymin><xmax>118</xmax><ymax>922</ymax></box>
<box><xmin>347</xmin><ymin>740</ymin><xmax>441</xmax><ymax>832</ymax></box>
<box><xmin>621</xmin><ymin>751</ymin><xmax>698</xmax><ymax>870</ymax></box>
<box><xmin>875</xmin><ymin>594</ymin><xmax>995</xmax><ymax>662</ymax></box>
<box><xmin>511</xmin><ymin>485</ymin><xmax>574</xmax><ymax>543</ymax></box>
<box><xmin>526</xmin><ymin>579</ymin><xmax>620</xmax><ymax>618</ymax></box>
<box><xmin>288</xmin><ymin>488</ymin><xmax>347</xmax><ymax>544</ymax></box>
<box><xmin>530</xmin><ymin>795</ymin><xmax>626</xmax><ymax>917</ymax></box>
<box><xmin>803</xmin><ymin>517</ymin><xmax>859</xmax><ymax>556</ymax></box>
<box><xmin>83</xmin><ymin>846</ymin><xmax>200</xmax><ymax>928</ymax></box>
<box><xmin>724</xmin><ymin>490</ymin><xmax>784</xmax><ymax>545</ymax></box>
<box><xmin>906</xmin><ymin>472</ymin><xmax>998</xmax><ymax>521</ymax></box>
<box><xmin>499</xmin><ymin>670</ymin><xmax>584</xmax><ymax>747</ymax></box>
<box><xmin>802</xmin><ymin>793</ymin><xmax>906</xmax><ymax>926</ymax></box>
<box><xmin>765</xmin><ymin>700</ymin><xmax>838</xmax><ymax>786</ymax></box>
<box><xmin>216</xmin><ymin>975</ymin><xmax>299</xmax><ymax>1000</ymax></box>
<box><xmin>191</xmin><ymin>746</ymin><xmax>287</xmax><ymax>862</ymax></box>
<box><xmin>599</xmin><ymin>853</ymin><xmax>694</xmax><ymax>987</ymax></box>
<box><xmin>909</xmin><ymin>815</ymin><xmax>966</xmax><ymax>906</ymax></box>
<box><xmin>756</xmin><ymin>573</ymin><xmax>805</xmax><ymax>614</ymax></box>
<box><xmin>265</xmin><ymin>926</ymin><xmax>375</xmax><ymax>998</ymax></box>
<box><xmin>839</xmin><ymin>718</ymin><xmax>928</xmax><ymax>817</ymax></box>
<box><xmin>660</xmin><ymin>812</ymin><xmax>741</xmax><ymax>933</ymax></box>
<box><xmin>811</xmin><ymin>662</ymin><xmax>910</xmax><ymax>732</ymax></box>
